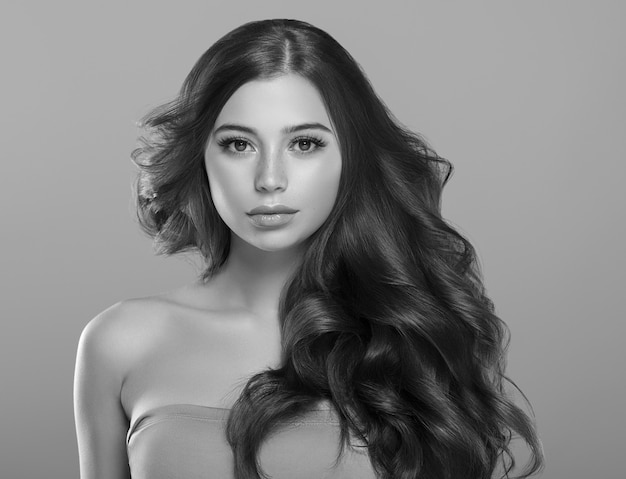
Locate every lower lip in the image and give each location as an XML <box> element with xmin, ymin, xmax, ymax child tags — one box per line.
<box><xmin>247</xmin><ymin>213</ymin><xmax>297</xmax><ymax>228</ymax></box>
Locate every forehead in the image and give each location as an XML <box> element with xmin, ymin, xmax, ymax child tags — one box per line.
<box><xmin>214</xmin><ymin>75</ymin><xmax>332</xmax><ymax>131</ymax></box>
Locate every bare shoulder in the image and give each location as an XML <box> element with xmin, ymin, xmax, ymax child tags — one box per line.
<box><xmin>79</xmin><ymin>298</ymin><xmax>166</xmax><ymax>352</ymax></box>
<box><xmin>77</xmin><ymin>297</ymin><xmax>178</xmax><ymax>383</ymax></box>
<box><xmin>83</xmin><ymin>296</ymin><xmax>176</xmax><ymax>335</ymax></box>
<box><xmin>74</xmin><ymin>298</ymin><xmax>177</xmax><ymax>479</ymax></box>
<box><xmin>77</xmin><ymin>282</ymin><xmax>281</xmax><ymax>416</ymax></box>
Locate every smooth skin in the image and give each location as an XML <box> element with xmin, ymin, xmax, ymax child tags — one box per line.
<box><xmin>73</xmin><ymin>74</ymin><xmax>342</xmax><ymax>479</ymax></box>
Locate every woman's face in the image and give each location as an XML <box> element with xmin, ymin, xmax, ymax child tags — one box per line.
<box><xmin>204</xmin><ymin>74</ymin><xmax>342</xmax><ymax>253</ymax></box>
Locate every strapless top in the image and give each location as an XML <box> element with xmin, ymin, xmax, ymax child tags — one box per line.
<box><xmin>126</xmin><ymin>403</ymin><xmax>378</xmax><ymax>479</ymax></box>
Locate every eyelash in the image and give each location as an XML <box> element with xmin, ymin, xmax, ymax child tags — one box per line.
<box><xmin>216</xmin><ymin>135</ymin><xmax>327</xmax><ymax>155</ymax></box>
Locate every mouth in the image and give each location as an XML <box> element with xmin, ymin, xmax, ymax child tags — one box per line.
<box><xmin>247</xmin><ymin>204</ymin><xmax>299</xmax><ymax>215</ymax></box>
<box><xmin>246</xmin><ymin>205</ymin><xmax>299</xmax><ymax>228</ymax></box>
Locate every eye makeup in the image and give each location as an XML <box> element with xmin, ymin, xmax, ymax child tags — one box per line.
<box><xmin>216</xmin><ymin>135</ymin><xmax>327</xmax><ymax>156</ymax></box>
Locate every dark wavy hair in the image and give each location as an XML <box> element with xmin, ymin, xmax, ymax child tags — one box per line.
<box><xmin>132</xmin><ymin>19</ymin><xmax>544</xmax><ymax>479</ymax></box>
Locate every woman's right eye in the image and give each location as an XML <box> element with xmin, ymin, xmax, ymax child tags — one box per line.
<box><xmin>217</xmin><ymin>137</ymin><xmax>254</xmax><ymax>154</ymax></box>
<box><xmin>231</xmin><ymin>140</ymin><xmax>249</xmax><ymax>152</ymax></box>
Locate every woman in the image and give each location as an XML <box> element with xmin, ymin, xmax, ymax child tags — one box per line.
<box><xmin>74</xmin><ymin>19</ymin><xmax>544</xmax><ymax>479</ymax></box>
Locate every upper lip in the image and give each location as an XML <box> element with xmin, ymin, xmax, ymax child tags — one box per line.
<box><xmin>247</xmin><ymin>204</ymin><xmax>299</xmax><ymax>215</ymax></box>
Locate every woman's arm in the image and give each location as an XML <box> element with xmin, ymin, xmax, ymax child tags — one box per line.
<box><xmin>74</xmin><ymin>304</ymin><xmax>133</xmax><ymax>479</ymax></box>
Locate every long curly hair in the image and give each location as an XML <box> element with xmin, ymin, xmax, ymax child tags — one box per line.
<box><xmin>132</xmin><ymin>19</ymin><xmax>544</xmax><ymax>479</ymax></box>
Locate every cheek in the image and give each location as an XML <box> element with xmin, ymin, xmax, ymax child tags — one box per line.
<box><xmin>321</xmin><ymin>171</ymin><xmax>341</xmax><ymax>196</ymax></box>
<box><xmin>307</xmin><ymin>162</ymin><xmax>342</xmax><ymax>214</ymax></box>
<box><xmin>205</xmin><ymin>163</ymin><xmax>245</xmax><ymax>214</ymax></box>
<box><xmin>323</xmin><ymin>159</ymin><xmax>342</xmax><ymax>197</ymax></box>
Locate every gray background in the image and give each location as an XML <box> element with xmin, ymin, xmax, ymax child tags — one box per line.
<box><xmin>1</xmin><ymin>1</ymin><xmax>624</xmax><ymax>478</ymax></box>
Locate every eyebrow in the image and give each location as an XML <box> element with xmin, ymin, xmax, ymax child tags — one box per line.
<box><xmin>212</xmin><ymin>122</ymin><xmax>333</xmax><ymax>136</ymax></box>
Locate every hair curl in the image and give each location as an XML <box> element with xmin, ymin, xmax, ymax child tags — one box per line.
<box><xmin>132</xmin><ymin>19</ymin><xmax>544</xmax><ymax>479</ymax></box>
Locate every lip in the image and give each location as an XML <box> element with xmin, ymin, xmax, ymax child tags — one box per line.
<box><xmin>247</xmin><ymin>204</ymin><xmax>299</xmax><ymax>215</ymax></box>
<box><xmin>247</xmin><ymin>212</ymin><xmax>297</xmax><ymax>228</ymax></box>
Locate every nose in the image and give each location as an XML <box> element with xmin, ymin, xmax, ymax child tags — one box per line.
<box><xmin>254</xmin><ymin>148</ymin><xmax>287</xmax><ymax>192</ymax></box>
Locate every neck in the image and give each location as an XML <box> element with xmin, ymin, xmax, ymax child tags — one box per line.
<box><xmin>210</xmin><ymin>234</ymin><xmax>305</xmax><ymax>317</ymax></box>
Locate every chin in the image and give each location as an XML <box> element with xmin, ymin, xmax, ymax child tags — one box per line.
<box><xmin>229</xmin><ymin>221</ymin><xmax>318</xmax><ymax>254</ymax></box>
<box><xmin>249</xmin><ymin>238</ymin><xmax>305</xmax><ymax>253</ymax></box>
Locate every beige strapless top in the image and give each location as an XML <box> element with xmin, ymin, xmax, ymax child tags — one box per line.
<box><xmin>126</xmin><ymin>403</ymin><xmax>378</xmax><ymax>479</ymax></box>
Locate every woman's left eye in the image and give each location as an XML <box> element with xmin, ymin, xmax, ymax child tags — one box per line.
<box><xmin>291</xmin><ymin>137</ymin><xmax>326</xmax><ymax>153</ymax></box>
